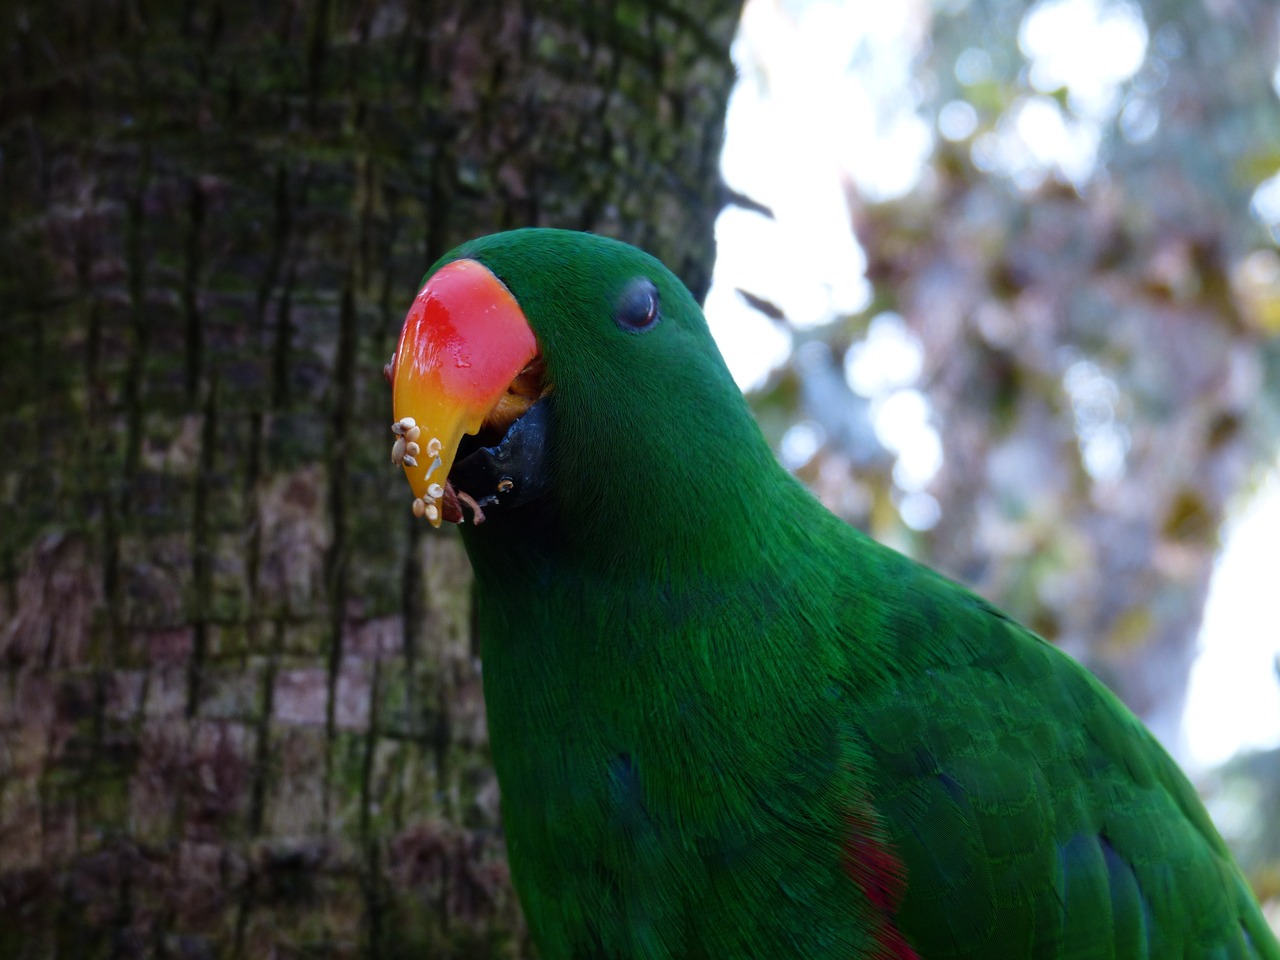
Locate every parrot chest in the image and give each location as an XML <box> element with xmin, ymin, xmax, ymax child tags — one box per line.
<box><xmin>479</xmin><ymin>624</ymin><xmax>892</xmax><ymax>959</ymax></box>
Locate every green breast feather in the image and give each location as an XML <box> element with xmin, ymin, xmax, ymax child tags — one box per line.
<box><xmin>386</xmin><ymin>228</ymin><xmax>1279</xmax><ymax>960</ymax></box>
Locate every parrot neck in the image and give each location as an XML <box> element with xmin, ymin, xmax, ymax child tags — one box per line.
<box><xmin>458</xmin><ymin>426</ymin><xmax>860</xmax><ymax>672</ymax></box>
<box><xmin>461</xmin><ymin>411</ymin><xmax>847</xmax><ymax>592</ymax></box>
<box><xmin>456</xmin><ymin>366</ymin><xmax>870</xmax><ymax>682</ymax></box>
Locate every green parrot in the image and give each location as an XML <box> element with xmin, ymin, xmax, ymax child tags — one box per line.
<box><xmin>385</xmin><ymin>228</ymin><xmax>1279</xmax><ymax>960</ymax></box>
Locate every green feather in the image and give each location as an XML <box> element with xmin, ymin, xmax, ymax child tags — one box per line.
<box><xmin>422</xmin><ymin>229</ymin><xmax>1278</xmax><ymax>960</ymax></box>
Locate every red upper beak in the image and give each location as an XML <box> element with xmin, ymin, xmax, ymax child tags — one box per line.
<box><xmin>389</xmin><ymin>259</ymin><xmax>538</xmax><ymax>526</ymax></box>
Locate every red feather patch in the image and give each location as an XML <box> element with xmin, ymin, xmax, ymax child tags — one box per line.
<box><xmin>843</xmin><ymin>803</ymin><xmax>920</xmax><ymax>960</ymax></box>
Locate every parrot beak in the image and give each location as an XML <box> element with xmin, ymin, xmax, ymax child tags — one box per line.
<box><xmin>389</xmin><ymin>259</ymin><xmax>540</xmax><ymax>527</ymax></box>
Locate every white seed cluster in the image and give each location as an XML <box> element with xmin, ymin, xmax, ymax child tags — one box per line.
<box><xmin>392</xmin><ymin>416</ymin><xmax>445</xmax><ymax>521</ymax></box>
<box><xmin>409</xmin><ymin>495</ymin><xmax>440</xmax><ymax>522</ymax></box>
<box><xmin>391</xmin><ymin>417</ymin><xmax>422</xmax><ymax>467</ymax></box>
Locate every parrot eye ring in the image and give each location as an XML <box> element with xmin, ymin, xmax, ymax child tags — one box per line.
<box><xmin>615</xmin><ymin>277</ymin><xmax>660</xmax><ymax>332</ymax></box>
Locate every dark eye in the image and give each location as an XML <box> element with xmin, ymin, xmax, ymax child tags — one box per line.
<box><xmin>615</xmin><ymin>277</ymin><xmax>660</xmax><ymax>332</ymax></box>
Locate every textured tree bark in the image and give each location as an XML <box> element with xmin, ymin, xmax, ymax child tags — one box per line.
<box><xmin>0</xmin><ymin>2</ymin><xmax>739</xmax><ymax>956</ymax></box>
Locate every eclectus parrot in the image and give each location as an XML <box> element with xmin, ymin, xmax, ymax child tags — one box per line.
<box><xmin>386</xmin><ymin>229</ymin><xmax>1279</xmax><ymax>960</ymax></box>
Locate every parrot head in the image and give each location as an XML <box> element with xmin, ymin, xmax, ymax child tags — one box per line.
<box><xmin>386</xmin><ymin>228</ymin><xmax>766</xmax><ymax>542</ymax></box>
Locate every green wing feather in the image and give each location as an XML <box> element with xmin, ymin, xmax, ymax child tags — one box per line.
<box><xmin>851</xmin><ymin>539</ymin><xmax>1277</xmax><ymax>958</ymax></box>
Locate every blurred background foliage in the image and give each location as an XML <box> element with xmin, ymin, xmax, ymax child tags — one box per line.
<box><xmin>710</xmin><ymin>0</ymin><xmax>1279</xmax><ymax>924</ymax></box>
<box><xmin>1</xmin><ymin>0</ymin><xmax>1278</xmax><ymax>955</ymax></box>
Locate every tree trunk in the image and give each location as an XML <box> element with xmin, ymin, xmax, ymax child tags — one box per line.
<box><xmin>0</xmin><ymin>2</ymin><xmax>739</xmax><ymax>956</ymax></box>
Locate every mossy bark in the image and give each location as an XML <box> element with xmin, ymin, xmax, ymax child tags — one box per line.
<box><xmin>0</xmin><ymin>2</ymin><xmax>739</xmax><ymax>956</ymax></box>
